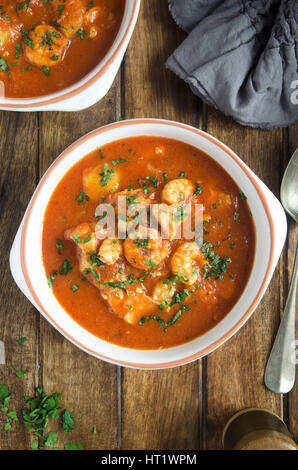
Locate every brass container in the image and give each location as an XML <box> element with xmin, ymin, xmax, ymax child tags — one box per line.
<box><xmin>222</xmin><ymin>408</ymin><xmax>298</xmax><ymax>450</ymax></box>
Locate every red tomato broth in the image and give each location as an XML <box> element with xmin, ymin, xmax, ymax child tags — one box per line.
<box><xmin>0</xmin><ymin>0</ymin><xmax>125</xmax><ymax>98</ymax></box>
<box><xmin>42</xmin><ymin>137</ymin><xmax>256</xmax><ymax>349</ymax></box>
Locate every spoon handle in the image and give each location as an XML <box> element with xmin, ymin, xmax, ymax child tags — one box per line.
<box><xmin>265</xmin><ymin>243</ymin><xmax>298</xmax><ymax>394</ymax></box>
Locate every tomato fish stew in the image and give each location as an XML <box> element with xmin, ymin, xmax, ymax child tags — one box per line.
<box><xmin>0</xmin><ymin>0</ymin><xmax>125</xmax><ymax>98</ymax></box>
<box><xmin>42</xmin><ymin>137</ymin><xmax>256</xmax><ymax>349</ymax></box>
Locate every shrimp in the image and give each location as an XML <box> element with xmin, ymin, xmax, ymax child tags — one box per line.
<box><xmin>84</xmin><ymin>5</ymin><xmax>116</xmax><ymax>39</ymax></box>
<box><xmin>162</xmin><ymin>178</ymin><xmax>195</xmax><ymax>205</ymax></box>
<box><xmin>124</xmin><ymin>227</ymin><xmax>169</xmax><ymax>270</ymax></box>
<box><xmin>171</xmin><ymin>241</ymin><xmax>207</xmax><ymax>285</ymax></box>
<box><xmin>52</xmin><ymin>0</ymin><xmax>86</xmax><ymax>39</ymax></box>
<box><xmin>64</xmin><ymin>222</ymin><xmax>104</xmax><ymax>289</ymax></box>
<box><xmin>151</xmin><ymin>203</ymin><xmax>182</xmax><ymax>241</ymax></box>
<box><xmin>152</xmin><ymin>280</ymin><xmax>175</xmax><ymax>311</ymax></box>
<box><xmin>101</xmin><ymin>282</ymin><xmax>158</xmax><ymax>325</ymax></box>
<box><xmin>205</xmin><ymin>186</ymin><xmax>232</xmax><ymax>208</ymax></box>
<box><xmin>98</xmin><ymin>238</ymin><xmax>122</xmax><ymax>265</ymax></box>
<box><xmin>64</xmin><ymin>222</ymin><xmax>98</xmax><ymax>253</ymax></box>
<box><xmin>65</xmin><ymin>223</ymin><xmax>122</xmax><ymax>266</ymax></box>
<box><xmin>0</xmin><ymin>12</ymin><xmax>22</xmax><ymax>55</ymax></box>
<box><xmin>106</xmin><ymin>188</ymin><xmax>155</xmax><ymax>216</ymax></box>
<box><xmin>23</xmin><ymin>25</ymin><xmax>69</xmax><ymax>68</ymax></box>
<box><xmin>105</xmin><ymin>188</ymin><xmax>155</xmax><ymax>237</ymax></box>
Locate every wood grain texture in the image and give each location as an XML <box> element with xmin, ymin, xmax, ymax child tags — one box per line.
<box><xmin>0</xmin><ymin>112</ymin><xmax>39</xmax><ymax>449</ymax></box>
<box><xmin>203</xmin><ymin>110</ymin><xmax>285</xmax><ymax>449</ymax></box>
<box><xmin>37</xmin><ymin>77</ymin><xmax>121</xmax><ymax>450</ymax></box>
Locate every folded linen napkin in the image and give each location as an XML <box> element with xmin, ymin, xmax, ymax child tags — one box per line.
<box><xmin>166</xmin><ymin>0</ymin><xmax>298</xmax><ymax>128</ymax></box>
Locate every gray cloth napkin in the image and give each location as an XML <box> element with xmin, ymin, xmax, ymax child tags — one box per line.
<box><xmin>166</xmin><ymin>0</ymin><xmax>298</xmax><ymax>128</ymax></box>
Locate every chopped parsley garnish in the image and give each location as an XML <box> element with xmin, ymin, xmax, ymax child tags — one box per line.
<box><xmin>173</xmin><ymin>206</ymin><xmax>187</xmax><ymax>221</ymax></box>
<box><xmin>18</xmin><ymin>337</ymin><xmax>27</xmax><ymax>345</ymax></box>
<box><xmin>239</xmin><ymin>191</ymin><xmax>247</xmax><ymax>200</ymax></box>
<box><xmin>140</xmin><ymin>175</ymin><xmax>158</xmax><ymax>193</ymax></box>
<box><xmin>234</xmin><ymin>212</ymin><xmax>240</xmax><ymax>222</ymax></box>
<box><xmin>21</xmin><ymin>28</ymin><xmax>34</xmax><ymax>48</ymax></box>
<box><xmin>47</xmin><ymin>270</ymin><xmax>58</xmax><ymax>288</ymax></box>
<box><xmin>75</xmin><ymin>191</ymin><xmax>89</xmax><ymax>204</ymax></box>
<box><xmin>87</xmin><ymin>251</ymin><xmax>105</xmax><ymax>268</ymax></box>
<box><xmin>139</xmin><ymin>310</ymin><xmax>182</xmax><ymax>332</ymax></box>
<box><xmin>194</xmin><ymin>182</ymin><xmax>202</xmax><ymax>195</ymax></box>
<box><xmin>56</xmin><ymin>238</ymin><xmax>64</xmax><ymax>254</ymax></box>
<box><xmin>99</xmin><ymin>163</ymin><xmax>114</xmax><ymax>186</ymax></box>
<box><xmin>59</xmin><ymin>259</ymin><xmax>72</xmax><ymax>276</ymax></box>
<box><xmin>0</xmin><ymin>56</ymin><xmax>8</xmax><ymax>72</ymax></box>
<box><xmin>0</xmin><ymin>384</ymin><xmax>17</xmax><ymax>431</ymax></box>
<box><xmin>112</xmin><ymin>158</ymin><xmax>126</xmax><ymax>165</ymax></box>
<box><xmin>15</xmin><ymin>43</ymin><xmax>21</xmax><ymax>59</ymax></box>
<box><xmin>200</xmin><ymin>241</ymin><xmax>231</xmax><ymax>280</ymax></box>
<box><xmin>134</xmin><ymin>237</ymin><xmax>149</xmax><ymax>249</ymax></box>
<box><xmin>76</xmin><ymin>29</ymin><xmax>86</xmax><ymax>40</ymax></box>
<box><xmin>15</xmin><ymin>370</ymin><xmax>27</xmax><ymax>378</ymax></box>
<box><xmin>42</xmin><ymin>65</ymin><xmax>50</xmax><ymax>76</ymax></box>
<box><xmin>61</xmin><ymin>409</ymin><xmax>74</xmax><ymax>434</ymax></box>
<box><xmin>64</xmin><ymin>441</ymin><xmax>83</xmax><ymax>450</ymax></box>
<box><xmin>72</xmin><ymin>234</ymin><xmax>91</xmax><ymax>245</ymax></box>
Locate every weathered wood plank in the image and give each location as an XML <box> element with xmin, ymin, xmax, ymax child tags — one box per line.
<box><xmin>0</xmin><ymin>112</ymin><xmax>39</xmax><ymax>449</ymax></box>
<box><xmin>203</xmin><ymin>108</ymin><xmax>285</xmax><ymax>449</ymax></box>
<box><xmin>121</xmin><ymin>0</ymin><xmax>202</xmax><ymax>450</ymax></box>
<box><xmin>38</xmin><ymin>78</ymin><xmax>121</xmax><ymax>450</ymax></box>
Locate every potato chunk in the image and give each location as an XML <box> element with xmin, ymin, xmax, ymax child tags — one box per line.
<box><xmin>83</xmin><ymin>163</ymin><xmax>120</xmax><ymax>201</ymax></box>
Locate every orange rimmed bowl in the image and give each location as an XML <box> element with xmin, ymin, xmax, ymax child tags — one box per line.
<box><xmin>0</xmin><ymin>1</ymin><xmax>140</xmax><ymax>112</ymax></box>
<box><xmin>10</xmin><ymin>119</ymin><xmax>287</xmax><ymax>368</ymax></box>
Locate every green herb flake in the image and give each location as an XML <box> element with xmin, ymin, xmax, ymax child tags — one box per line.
<box><xmin>64</xmin><ymin>441</ymin><xmax>83</xmax><ymax>450</ymax></box>
<box><xmin>61</xmin><ymin>409</ymin><xmax>74</xmax><ymax>434</ymax></box>
<box><xmin>239</xmin><ymin>191</ymin><xmax>247</xmax><ymax>200</ymax></box>
<box><xmin>16</xmin><ymin>370</ymin><xmax>27</xmax><ymax>378</ymax></box>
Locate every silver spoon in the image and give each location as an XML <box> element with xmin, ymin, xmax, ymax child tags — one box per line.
<box><xmin>264</xmin><ymin>148</ymin><xmax>298</xmax><ymax>394</ymax></box>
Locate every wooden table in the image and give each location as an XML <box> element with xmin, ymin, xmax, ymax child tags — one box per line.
<box><xmin>0</xmin><ymin>1</ymin><xmax>297</xmax><ymax>450</ymax></box>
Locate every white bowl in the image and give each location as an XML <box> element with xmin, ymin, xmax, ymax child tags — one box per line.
<box><xmin>10</xmin><ymin>119</ymin><xmax>287</xmax><ymax>369</ymax></box>
<box><xmin>0</xmin><ymin>1</ymin><xmax>140</xmax><ymax>112</ymax></box>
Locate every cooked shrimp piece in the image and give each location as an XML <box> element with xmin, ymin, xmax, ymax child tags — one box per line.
<box><xmin>151</xmin><ymin>203</ymin><xmax>179</xmax><ymax>240</ymax></box>
<box><xmin>98</xmin><ymin>238</ymin><xmax>122</xmax><ymax>265</ymax></box>
<box><xmin>64</xmin><ymin>222</ymin><xmax>103</xmax><ymax>289</ymax></box>
<box><xmin>206</xmin><ymin>186</ymin><xmax>232</xmax><ymax>208</ymax></box>
<box><xmin>64</xmin><ymin>222</ymin><xmax>98</xmax><ymax>253</ymax></box>
<box><xmin>52</xmin><ymin>0</ymin><xmax>86</xmax><ymax>39</ymax></box>
<box><xmin>100</xmin><ymin>283</ymin><xmax>157</xmax><ymax>325</ymax></box>
<box><xmin>152</xmin><ymin>280</ymin><xmax>176</xmax><ymax>311</ymax></box>
<box><xmin>106</xmin><ymin>188</ymin><xmax>155</xmax><ymax>215</ymax></box>
<box><xmin>23</xmin><ymin>25</ymin><xmax>69</xmax><ymax>68</ymax></box>
<box><xmin>105</xmin><ymin>188</ymin><xmax>155</xmax><ymax>236</ymax></box>
<box><xmin>83</xmin><ymin>163</ymin><xmax>120</xmax><ymax>201</ymax></box>
<box><xmin>84</xmin><ymin>5</ymin><xmax>116</xmax><ymax>39</ymax></box>
<box><xmin>171</xmin><ymin>241</ymin><xmax>206</xmax><ymax>285</ymax></box>
<box><xmin>162</xmin><ymin>178</ymin><xmax>195</xmax><ymax>205</ymax></box>
<box><xmin>124</xmin><ymin>227</ymin><xmax>169</xmax><ymax>270</ymax></box>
